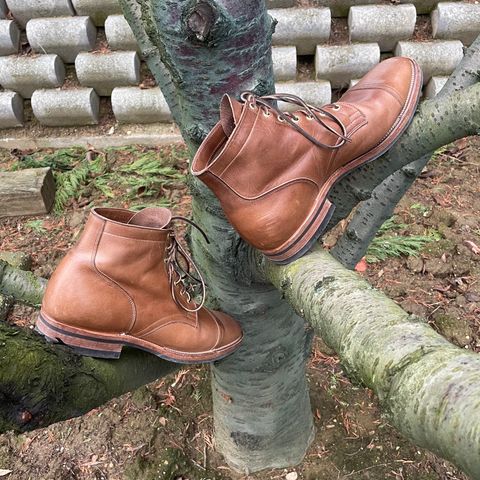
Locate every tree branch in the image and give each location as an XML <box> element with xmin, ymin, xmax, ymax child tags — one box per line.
<box><xmin>260</xmin><ymin>248</ymin><xmax>480</xmax><ymax>479</ymax></box>
<box><xmin>331</xmin><ymin>35</ymin><xmax>480</xmax><ymax>268</ymax></box>
<box><xmin>0</xmin><ymin>260</ymin><xmax>46</xmax><ymax>306</ymax></box>
<box><xmin>0</xmin><ymin>321</ymin><xmax>177</xmax><ymax>432</ymax></box>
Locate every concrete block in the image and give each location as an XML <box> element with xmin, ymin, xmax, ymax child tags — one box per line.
<box><xmin>71</xmin><ymin>0</ymin><xmax>122</xmax><ymax>26</ymax></box>
<box><xmin>402</xmin><ymin>0</ymin><xmax>444</xmax><ymax>14</ymax></box>
<box><xmin>271</xmin><ymin>7</ymin><xmax>331</xmax><ymax>55</ymax></box>
<box><xmin>75</xmin><ymin>51</ymin><xmax>140</xmax><ymax>96</ymax></box>
<box><xmin>111</xmin><ymin>87</ymin><xmax>171</xmax><ymax>124</ymax></box>
<box><xmin>432</xmin><ymin>2</ymin><xmax>480</xmax><ymax>46</ymax></box>
<box><xmin>0</xmin><ymin>91</ymin><xmax>23</xmax><ymax>128</ymax></box>
<box><xmin>394</xmin><ymin>40</ymin><xmax>464</xmax><ymax>84</ymax></box>
<box><xmin>315</xmin><ymin>43</ymin><xmax>380</xmax><ymax>88</ymax></box>
<box><xmin>105</xmin><ymin>14</ymin><xmax>139</xmax><ymax>52</ymax></box>
<box><xmin>0</xmin><ymin>19</ymin><xmax>20</xmax><ymax>55</ymax></box>
<box><xmin>0</xmin><ymin>55</ymin><xmax>65</xmax><ymax>99</ymax></box>
<box><xmin>266</xmin><ymin>0</ymin><xmax>295</xmax><ymax>7</ymax></box>
<box><xmin>32</xmin><ymin>88</ymin><xmax>99</xmax><ymax>126</ymax></box>
<box><xmin>314</xmin><ymin>0</ymin><xmax>438</xmax><ymax>16</ymax></box>
<box><xmin>27</xmin><ymin>17</ymin><xmax>96</xmax><ymax>64</ymax></box>
<box><xmin>424</xmin><ymin>76</ymin><xmax>449</xmax><ymax>98</ymax></box>
<box><xmin>272</xmin><ymin>46</ymin><xmax>297</xmax><ymax>81</ymax></box>
<box><xmin>275</xmin><ymin>81</ymin><xmax>332</xmax><ymax>111</ymax></box>
<box><xmin>5</xmin><ymin>0</ymin><xmax>75</xmax><ymax>27</ymax></box>
<box><xmin>0</xmin><ymin>0</ymin><xmax>8</xmax><ymax>20</ymax></box>
<box><xmin>348</xmin><ymin>4</ymin><xmax>417</xmax><ymax>52</ymax></box>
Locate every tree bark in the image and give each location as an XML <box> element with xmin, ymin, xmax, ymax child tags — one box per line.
<box><xmin>261</xmin><ymin>248</ymin><xmax>480</xmax><ymax>479</ymax></box>
<box><xmin>0</xmin><ymin>321</ymin><xmax>177</xmax><ymax>432</ymax></box>
<box><xmin>332</xmin><ymin>34</ymin><xmax>480</xmax><ymax>268</ymax></box>
<box><xmin>119</xmin><ymin>0</ymin><xmax>315</xmax><ymax>472</ymax></box>
<box><xmin>0</xmin><ymin>260</ymin><xmax>46</xmax><ymax>306</ymax></box>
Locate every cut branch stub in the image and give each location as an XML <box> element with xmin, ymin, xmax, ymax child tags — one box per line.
<box><xmin>185</xmin><ymin>1</ymin><xmax>217</xmax><ymax>42</ymax></box>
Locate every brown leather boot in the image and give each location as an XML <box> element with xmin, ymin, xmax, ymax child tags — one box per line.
<box><xmin>191</xmin><ymin>57</ymin><xmax>423</xmax><ymax>264</ymax></box>
<box><xmin>36</xmin><ymin>207</ymin><xmax>243</xmax><ymax>363</ymax></box>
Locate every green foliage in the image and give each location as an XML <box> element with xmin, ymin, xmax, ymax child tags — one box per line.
<box><xmin>366</xmin><ymin>217</ymin><xmax>437</xmax><ymax>263</ymax></box>
<box><xmin>10</xmin><ymin>147</ymin><xmax>186</xmax><ymax>214</ymax></box>
<box><xmin>24</xmin><ymin>220</ymin><xmax>46</xmax><ymax>234</ymax></box>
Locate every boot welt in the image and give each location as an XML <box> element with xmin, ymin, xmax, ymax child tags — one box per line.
<box><xmin>263</xmin><ymin>59</ymin><xmax>423</xmax><ymax>265</ymax></box>
<box><xmin>36</xmin><ymin>312</ymin><xmax>243</xmax><ymax>364</ymax></box>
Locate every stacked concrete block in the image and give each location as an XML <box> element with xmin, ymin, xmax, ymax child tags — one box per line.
<box><xmin>5</xmin><ymin>0</ymin><xmax>75</xmax><ymax>27</ymax></box>
<box><xmin>0</xmin><ymin>91</ymin><xmax>23</xmax><ymax>128</ymax></box>
<box><xmin>71</xmin><ymin>0</ymin><xmax>122</xmax><ymax>26</ymax></box>
<box><xmin>75</xmin><ymin>51</ymin><xmax>140</xmax><ymax>96</ymax></box>
<box><xmin>0</xmin><ymin>19</ymin><xmax>20</xmax><ymax>55</ymax></box>
<box><xmin>27</xmin><ymin>17</ymin><xmax>97</xmax><ymax>63</ymax></box>
<box><xmin>275</xmin><ymin>81</ymin><xmax>332</xmax><ymax>111</ymax></box>
<box><xmin>271</xmin><ymin>8</ymin><xmax>331</xmax><ymax>55</ymax></box>
<box><xmin>0</xmin><ymin>55</ymin><xmax>65</xmax><ymax>98</ymax></box>
<box><xmin>402</xmin><ymin>0</ymin><xmax>449</xmax><ymax>15</ymax></box>
<box><xmin>432</xmin><ymin>2</ymin><xmax>480</xmax><ymax>46</ymax></box>
<box><xmin>316</xmin><ymin>0</ymin><xmax>447</xmax><ymax>16</ymax></box>
<box><xmin>111</xmin><ymin>87</ymin><xmax>171</xmax><ymax>124</ymax></box>
<box><xmin>32</xmin><ymin>88</ymin><xmax>99</xmax><ymax>126</ymax></box>
<box><xmin>0</xmin><ymin>0</ymin><xmax>7</xmax><ymax>19</ymax></box>
<box><xmin>266</xmin><ymin>0</ymin><xmax>295</xmax><ymax>7</ymax></box>
<box><xmin>394</xmin><ymin>40</ymin><xmax>463</xmax><ymax>84</ymax></box>
<box><xmin>348</xmin><ymin>4</ymin><xmax>417</xmax><ymax>52</ymax></box>
<box><xmin>272</xmin><ymin>46</ymin><xmax>297</xmax><ymax>81</ymax></box>
<box><xmin>424</xmin><ymin>76</ymin><xmax>449</xmax><ymax>98</ymax></box>
<box><xmin>315</xmin><ymin>43</ymin><xmax>380</xmax><ymax>87</ymax></box>
<box><xmin>105</xmin><ymin>14</ymin><xmax>139</xmax><ymax>52</ymax></box>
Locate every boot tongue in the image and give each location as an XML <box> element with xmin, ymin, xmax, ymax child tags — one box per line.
<box><xmin>127</xmin><ymin>207</ymin><xmax>172</xmax><ymax>229</ymax></box>
<box><xmin>219</xmin><ymin>94</ymin><xmax>243</xmax><ymax>137</ymax></box>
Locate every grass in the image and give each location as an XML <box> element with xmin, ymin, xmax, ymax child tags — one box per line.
<box><xmin>9</xmin><ymin>147</ymin><xmax>187</xmax><ymax>214</ymax></box>
<box><xmin>366</xmin><ymin>217</ymin><xmax>438</xmax><ymax>263</ymax></box>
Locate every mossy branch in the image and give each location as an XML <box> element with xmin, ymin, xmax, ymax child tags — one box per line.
<box><xmin>259</xmin><ymin>248</ymin><xmax>480</xmax><ymax>479</ymax></box>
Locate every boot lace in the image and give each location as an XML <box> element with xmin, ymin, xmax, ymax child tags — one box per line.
<box><xmin>164</xmin><ymin>216</ymin><xmax>209</xmax><ymax>313</ymax></box>
<box><xmin>240</xmin><ymin>91</ymin><xmax>350</xmax><ymax>149</ymax></box>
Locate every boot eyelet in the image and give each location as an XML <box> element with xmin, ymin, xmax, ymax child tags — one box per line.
<box><xmin>332</xmin><ymin>104</ymin><xmax>341</xmax><ymax>111</ymax></box>
<box><xmin>263</xmin><ymin>111</ymin><xmax>271</xmax><ymax>118</ymax></box>
<box><xmin>306</xmin><ymin>115</ymin><xmax>314</xmax><ymax>121</ymax></box>
<box><xmin>277</xmin><ymin>115</ymin><xmax>286</xmax><ymax>123</ymax></box>
<box><xmin>249</xmin><ymin>103</ymin><xmax>257</xmax><ymax>111</ymax></box>
<box><xmin>292</xmin><ymin>116</ymin><xmax>300</xmax><ymax>123</ymax></box>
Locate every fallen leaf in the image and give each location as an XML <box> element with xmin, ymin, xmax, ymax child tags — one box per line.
<box><xmin>464</xmin><ymin>240</ymin><xmax>480</xmax><ymax>255</ymax></box>
<box><xmin>355</xmin><ymin>258</ymin><xmax>368</xmax><ymax>272</ymax></box>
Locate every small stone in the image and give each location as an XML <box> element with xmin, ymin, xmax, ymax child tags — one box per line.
<box><xmin>424</xmin><ymin>258</ymin><xmax>453</xmax><ymax>278</ymax></box>
<box><xmin>406</xmin><ymin>256</ymin><xmax>424</xmax><ymax>273</ymax></box>
<box><xmin>285</xmin><ymin>472</ymin><xmax>298</xmax><ymax>480</ymax></box>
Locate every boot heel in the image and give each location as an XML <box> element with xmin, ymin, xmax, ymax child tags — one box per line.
<box><xmin>266</xmin><ymin>199</ymin><xmax>336</xmax><ymax>264</ymax></box>
<box><xmin>36</xmin><ymin>314</ymin><xmax>123</xmax><ymax>359</ymax></box>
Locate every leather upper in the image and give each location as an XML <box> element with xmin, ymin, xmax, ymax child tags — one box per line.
<box><xmin>41</xmin><ymin>207</ymin><xmax>242</xmax><ymax>354</ymax></box>
<box><xmin>191</xmin><ymin>57</ymin><xmax>420</xmax><ymax>253</ymax></box>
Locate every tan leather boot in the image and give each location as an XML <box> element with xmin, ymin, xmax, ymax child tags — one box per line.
<box><xmin>36</xmin><ymin>207</ymin><xmax>243</xmax><ymax>363</ymax></box>
<box><xmin>191</xmin><ymin>57</ymin><xmax>423</xmax><ymax>264</ymax></box>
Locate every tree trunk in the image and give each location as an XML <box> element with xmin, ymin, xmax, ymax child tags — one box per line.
<box><xmin>262</xmin><ymin>247</ymin><xmax>480</xmax><ymax>479</ymax></box>
<box><xmin>0</xmin><ymin>321</ymin><xmax>177</xmax><ymax>432</ymax></box>
<box><xmin>119</xmin><ymin>0</ymin><xmax>315</xmax><ymax>472</ymax></box>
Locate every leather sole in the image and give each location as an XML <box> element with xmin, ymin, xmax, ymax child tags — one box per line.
<box><xmin>36</xmin><ymin>312</ymin><xmax>243</xmax><ymax>364</ymax></box>
<box><xmin>263</xmin><ymin>59</ymin><xmax>423</xmax><ymax>265</ymax></box>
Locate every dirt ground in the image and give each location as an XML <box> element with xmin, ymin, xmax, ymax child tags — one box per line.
<box><xmin>0</xmin><ymin>136</ymin><xmax>479</xmax><ymax>480</ymax></box>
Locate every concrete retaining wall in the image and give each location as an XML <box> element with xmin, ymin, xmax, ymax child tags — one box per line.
<box><xmin>0</xmin><ymin>0</ymin><xmax>477</xmax><ymax>131</ymax></box>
